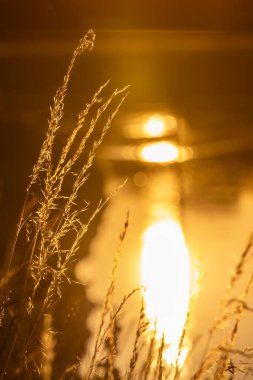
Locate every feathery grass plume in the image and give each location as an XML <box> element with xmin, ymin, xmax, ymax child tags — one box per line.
<box><xmin>97</xmin><ymin>287</ymin><xmax>142</xmax><ymax>357</ymax></box>
<box><xmin>87</xmin><ymin>212</ymin><xmax>129</xmax><ymax>379</ymax></box>
<box><xmin>192</xmin><ymin>238</ymin><xmax>253</xmax><ymax>380</ymax></box>
<box><xmin>28</xmin><ymin>87</ymin><xmax>129</xmax><ymax>310</ymax></box>
<box><xmin>213</xmin><ymin>272</ymin><xmax>253</xmax><ymax>380</ymax></box>
<box><xmin>41</xmin><ymin>314</ymin><xmax>55</xmax><ymax>380</ymax></box>
<box><xmin>29</xmin><ymin>30</ymin><xmax>95</xmax><ymax>190</ymax></box>
<box><xmin>104</xmin><ymin>287</ymin><xmax>144</xmax><ymax>379</ymax></box>
<box><xmin>154</xmin><ymin>333</ymin><xmax>165</xmax><ymax>380</ymax></box>
<box><xmin>104</xmin><ymin>314</ymin><xmax>117</xmax><ymax>380</ymax></box>
<box><xmin>3</xmin><ymin>27</ymin><xmax>253</xmax><ymax>380</ymax></box>
<box><xmin>0</xmin><ymin>29</ymin><xmax>129</xmax><ymax>379</ymax></box>
<box><xmin>127</xmin><ymin>296</ymin><xmax>149</xmax><ymax>379</ymax></box>
<box><xmin>173</xmin><ymin>279</ymin><xmax>200</xmax><ymax>380</ymax></box>
<box><xmin>0</xmin><ymin>31</ymin><xmax>95</xmax><ymax>304</ymax></box>
<box><xmin>173</xmin><ymin>308</ymin><xmax>190</xmax><ymax>380</ymax></box>
<box><xmin>229</xmin><ymin>234</ymin><xmax>253</xmax><ymax>290</ymax></box>
<box><xmin>143</xmin><ymin>319</ymin><xmax>157</xmax><ymax>380</ymax></box>
<box><xmin>0</xmin><ymin>31</ymin><xmax>96</xmax><ymax>312</ymax></box>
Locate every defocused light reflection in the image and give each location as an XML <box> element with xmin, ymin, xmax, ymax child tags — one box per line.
<box><xmin>124</xmin><ymin>114</ymin><xmax>178</xmax><ymax>139</ymax></box>
<box><xmin>178</xmin><ymin>146</ymin><xmax>194</xmax><ymax>162</ymax></box>
<box><xmin>138</xmin><ymin>141</ymin><xmax>179</xmax><ymax>163</ymax></box>
<box><xmin>141</xmin><ymin>218</ymin><xmax>190</xmax><ymax>365</ymax></box>
<box><xmin>133</xmin><ymin>171</ymin><xmax>148</xmax><ymax>187</ymax></box>
<box><xmin>142</xmin><ymin>116</ymin><xmax>166</xmax><ymax>137</ymax></box>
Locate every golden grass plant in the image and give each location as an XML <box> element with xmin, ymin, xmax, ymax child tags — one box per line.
<box><xmin>1</xmin><ymin>30</ymin><xmax>253</xmax><ymax>380</ymax></box>
<box><xmin>0</xmin><ymin>29</ymin><xmax>129</xmax><ymax>379</ymax></box>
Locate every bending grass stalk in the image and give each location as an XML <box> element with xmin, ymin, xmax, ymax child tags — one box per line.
<box><xmin>0</xmin><ymin>30</ymin><xmax>96</xmax><ymax>311</ymax></box>
<box><xmin>21</xmin><ymin>97</ymin><xmax>128</xmax><ymax>377</ymax></box>
<box><xmin>18</xmin><ymin>182</ymin><xmax>127</xmax><ymax>377</ymax></box>
<box><xmin>229</xmin><ymin>234</ymin><xmax>253</xmax><ymax>290</ymax></box>
<box><xmin>35</xmin><ymin>83</ymin><xmax>129</xmax><ymax>241</ymax></box>
<box><xmin>193</xmin><ymin>238</ymin><xmax>253</xmax><ymax>380</ymax></box>
<box><xmin>127</xmin><ymin>296</ymin><xmax>148</xmax><ymax>380</ymax></box>
<box><xmin>154</xmin><ymin>334</ymin><xmax>165</xmax><ymax>380</ymax></box>
<box><xmin>143</xmin><ymin>319</ymin><xmax>157</xmax><ymax>380</ymax></box>
<box><xmin>173</xmin><ymin>309</ymin><xmax>190</xmax><ymax>380</ymax></box>
<box><xmin>28</xmin><ymin>88</ymin><xmax>129</xmax><ymax>307</ymax></box>
<box><xmin>105</xmin><ymin>312</ymin><xmax>117</xmax><ymax>380</ymax></box>
<box><xmin>29</xmin><ymin>30</ymin><xmax>95</xmax><ymax>189</ymax></box>
<box><xmin>173</xmin><ymin>287</ymin><xmax>198</xmax><ymax>380</ymax></box>
<box><xmin>213</xmin><ymin>271</ymin><xmax>253</xmax><ymax>379</ymax></box>
<box><xmin>0</xmin><ymin>29</ymin><xmax>129</xmax><ymax>379</ymax></box>
<box><xmin>97</xmin><ymin>287</ymin><xmax>142</xmax><ymax>356</ymax></box>
<box><xmin>40</xmin><ymin>313</ymin><xmax>55</xmax><ymax>380</ymax></box>
<box><xmin>87</xmin><ymin>212</ymin><xmax>129</xmax><ymax>379</ymax></box>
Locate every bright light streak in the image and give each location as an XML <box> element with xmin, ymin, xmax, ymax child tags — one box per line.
<box><xmin>141</xmin><ymin>219</ymin><xmax>190</xmax><ymax>365</ymax></box>
<box><xmin>138</xmin><ymin>141</ymin><xmax>179</xmax><ymax>163</ymax></box>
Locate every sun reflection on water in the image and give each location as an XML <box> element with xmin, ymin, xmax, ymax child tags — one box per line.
<box><xmin>124</xmin><ymin>113</ymin><xmax>178</xmax><ymax>139</ymax></box>
<box><xmin>141</xmin><ymin>218</ymin><xmax>191</xmax><ymax>365</ymax></box>
<box><xmin>138</xmin><ymin>141</ymin><xmax>179</xmax><ymax>163</ymax></box>
<box><xmin>143</xmin><ymin>116</ymin><xmax>167</xmax><ymax>137</ymax></box>
<box><xmin>142</xmin><ymin>115</ymin><xmax>177</xmax><ymax>137</ymax></box>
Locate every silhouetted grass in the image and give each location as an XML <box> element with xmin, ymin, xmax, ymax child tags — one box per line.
<box><xmin>1</xmin><ymin>30</ymin><xmax>253</xmax><ymax>380</ymax></box>
<box><xmin>0</xmin><ymin>30</ymin><xmax>129</xmax><ymax>379</ymax></box>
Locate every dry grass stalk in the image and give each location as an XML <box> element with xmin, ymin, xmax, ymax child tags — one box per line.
<box><xmin>87</xmin><ymin>212</ymin><xmax>129</xmax><ymax>379</ymax></box>
<box><xmin>214</xmin><ymin>272</ymin><xmax>253</xmax><ymax>380</ymax></box>
<box><xmin>2</xmin><ymin>28</ymin><xmax>253</xmax><ymax>380</ymax></box>
<box><xmin>0</xmin><ymin>30</ymin><xmax>96</xmax><ymax>310</ymax></box>
<box><xmin>0</xmin><ymin>30</ymin><xmax>129</xmax><ymax>379</ymax></box>
<box><xmin>104</xmin><ymin>314</ymin><xmax>117</xmax><ymax>380</ymax></box>
<box><xmin>154</xmin><ymin>333</ymin><xmax>165</xmax><ymax>380</ymax></box>
<box><xmin>143</xmin><ymin>319</ymin><xmax>157</xmax><ymax>380</ymax></box>
<box><xmin>28</xmin><ymin>86</ymin><xmax>129</xmax><ymax>312</ymax></box>
<box><xmin>29</xmin><ymin>30</ymin><xmax>95</xmax><ymax>190</ymax></box>
<box><xmin>97</xmin><ymin>287</ymin><xmax>142</xmax><ymax>360</ymax></box>
<box><xmin>192</xmin><ymin>238</ymin><xmax>253</xmax><ymax>380</ymax></box>
<box><xmin>229</xmin><ymin>234</ymin><xmax>253</xmax><ymax>290</ymax></box>
<box><xmin>41</xmin><ymin>314</ymin><xmax>55</xmax><ymax>380</ymax></box>
<box><xmin>173</xmin><ymin>310</ymin><xmax>190</xmax><ymax>380</ymax></box>
<box><xmin>127</xmin><ymin>296</ymin><xmax>149</xmax><ymax>380</ymax></box>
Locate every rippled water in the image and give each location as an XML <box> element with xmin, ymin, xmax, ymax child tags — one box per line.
<box><xmin>77</xmin><ymin>119</ymin><xmax>253</xmax><ymax>370</ymax></box>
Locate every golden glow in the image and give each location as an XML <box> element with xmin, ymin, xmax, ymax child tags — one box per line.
<box><xmin>141</xmin><ymin>219</ymin><xmax>190</xmax><ymax>365</ymax></box>
<box><xmin>142</xmin><ymin>115</ymin><xmax>177</xmax><ymax>138</ymax></box>
<box><xmin>124</xmin><ymin>114</ymin><xmax>178</xmax><ymax>139</ymax></box>
<box><xmin>178</xmin><ymin>146</ymin><xmax>194</xmax><ymax>162</ymax></box>
<box><xmin>138</xmin><ymin>141</ymin><xmax>179</xmax><ymax>163</ymax></box>
<box><xmin>143</xmin><ymin>116</ymin><xmax>167</xmax><ymax>137</ymax></box>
